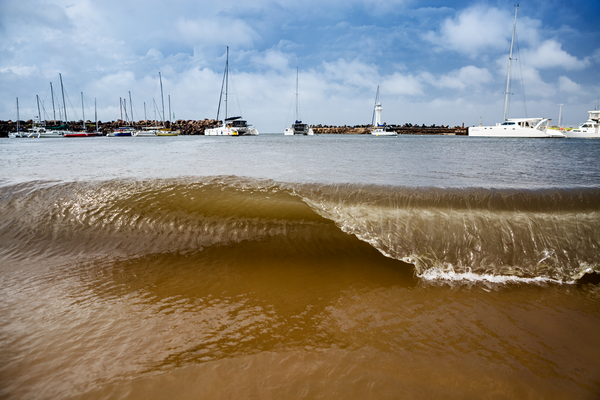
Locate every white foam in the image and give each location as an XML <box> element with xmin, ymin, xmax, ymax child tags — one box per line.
<box><xmin>417</xmin><ymin>268</ymin><xmax>571</xmax><ymax>285</ymax></box>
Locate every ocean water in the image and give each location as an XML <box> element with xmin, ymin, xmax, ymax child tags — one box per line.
<box><xmin>0</xmin><ymin>134</ymin><xmax>599</xmax><ymax>399</ymax></box>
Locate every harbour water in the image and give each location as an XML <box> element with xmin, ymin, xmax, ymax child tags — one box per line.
<box><xmin>1</xmin><ymin>134</ymin><xmax>599</xmax><ymax>399</ymax></box>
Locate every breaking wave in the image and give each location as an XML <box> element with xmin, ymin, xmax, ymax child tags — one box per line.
<box><xmin>1</xmin><ymin>177</ymin><xmax>599</xmax><ymax>283</ymax></box>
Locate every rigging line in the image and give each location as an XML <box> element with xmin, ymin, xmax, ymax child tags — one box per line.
<box><xmin>64</xmin><ymin>90</ymin><xmax>79</xmax><ymax>122</ymax></box>
<box><xmin>216</xmin><ymin>56</ymin><xmax>227</xmax><ymax>121</ymax></box>
<box><xmin>229</xmin><ymin>68</ymin><xmax>243</xmax><ymax>118</ymax></box>
<box><xmin>515</xmin><ymin>27</ymin><xmax>528</xmax><ymax>118</ymax></box>
<box><xmin>481</xmin><ymin>25</ymin><xmax>512</xmax><ymax>124</ymax></box>
<box><xmin>371</xmin><ymin>87</ymin><xmax>378</xmax><ymax>126</ymax></box>
<box><xmin>284</xmin><ymin>72</ymin><xmax>295</xmax><ymax>127</ymax></box>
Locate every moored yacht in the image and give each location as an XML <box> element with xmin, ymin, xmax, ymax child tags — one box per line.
<box><xmin>371</xmin><ymin>86</ymin><xmax>396</xmax><ymax>136</ymax></box>
<box><xmin>468</xmin><ymin>6</ymin><xmax>562</xmax><ymax>138</ymax></box>
<box><xmin>564</xmin><ymin>110</ymin><xmax>600</xmax><ymax>138</ymax></box>
<box><xmin>284</xmin><ymin>68</ymin><xmax>314</xmax><ymax>135</ymax></box>
<box><xmin>205</xmin><ymin>47</ymin><xmax>259</xmax><ymax>136</ymax></box>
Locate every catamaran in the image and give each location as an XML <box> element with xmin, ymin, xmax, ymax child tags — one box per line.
<box><xmin>469</xmin><ymin>6</ymin><xmax>561</xmax><ymax>138</ymax></box>
<box><xmin>205</xmin><ymin>47</ymin><xmax>259</xmax><ymax>136</ymax></box>
<box><xmin>284</xmin><ymin>68</ymin><xmax>313</xmax><ymax>135</ymax></box>
<box><xmin>371</xmin><ymin>86</ymin><xmax>396</xmax><ymax>136</ymax></box>
<box><xmin>564</xmin><ymin>110</ymin><xmax>600</xmax><ymax>138</ymax></box>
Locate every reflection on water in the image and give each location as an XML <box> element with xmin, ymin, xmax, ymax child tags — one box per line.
<box><xmin>2</xmin><ymin>244</ymin><xmax>599</xmax><ymax>399</ymax></box>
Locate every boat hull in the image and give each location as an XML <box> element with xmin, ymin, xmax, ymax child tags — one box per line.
<box><xmin>284</xmin><ymin>127</ymin><xmax>314</xmax><ymax>135</ymax></box>
<box><xmin>205</xmin><ymin>126</ymin><xmax>258</xmax><ymax>136</ymax></box>
<box><xmin>371</xmin><ymin>128</ymin><xmax>396</xmax><ymax>136</ymax></box>
<box><xmin>564</xmin><ymin>129</ymin><xmax>600</xmax><ymax>139</ymax></box>
<box><xmin>64</xmin><ymin>132</ymin><xmax>101</xmax><ymax>138</ymax></box>
<box><xmin>469</xmin><ymin>126</ymin><xmax>563</xmax><ymax>138</ymax></box>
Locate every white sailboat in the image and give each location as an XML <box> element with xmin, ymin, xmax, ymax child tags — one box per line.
<box><xmin>8</xmin><ymin>98</ymin><xmax>26</xmax><ymax>138</ymax></box>
<box><xmin>564</xmin><ymin>110</ymin><xmax>600</xmax><ymax>138</ymax></box>
<box><xmin>205</xmin><ymin>47</ymin><xmax>259</xmax><ymax>136</ymax></box>
<box><xmin>40</xmin><ymin>73</ymin><xmax>70</xmax><ymax>138</ymax></box>
<box><xmin>284</xmin><ymin>68</ymin><xmax>313</xmax><ymax>135</ymax></box>
<box><xmin>371</xmin><ymin>86</ymin><xmax>396</xmax><ymax>136</ymax></box>
<box><xmin>469</xmin><ymin>6</ymin><xmax>561</xmax><ymax>138</ymax></box>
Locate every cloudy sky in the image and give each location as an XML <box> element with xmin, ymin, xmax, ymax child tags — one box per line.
<box><xmin>1</xmin><ymin>0</ymin><xmax>599</xmax><ymax>132</ymax></box>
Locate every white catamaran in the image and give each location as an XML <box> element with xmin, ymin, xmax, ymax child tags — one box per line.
<box><xmin>371</xmin><ymin>86</ymin><xmax>396</xmax><ymax>136</ymax></box>
<box><xmin>205</xmin><ymin>47</ymin><xmax>259</xmax><ymax>136</ymax></box>
<box><xmin>469</xmin><ymin>6</ymin><xmax>561</xmax><ymax>138</ymax></box>
<box><xmin>284</xmin><ymin>68</ymin><xmax>313</xmax><ymax>135</ymax></box>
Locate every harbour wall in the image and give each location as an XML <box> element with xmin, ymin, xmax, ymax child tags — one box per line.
<box><xmin>0</xmin><ymin>120</ymin><xmax>467</xmax><ymax>137</ymax></box>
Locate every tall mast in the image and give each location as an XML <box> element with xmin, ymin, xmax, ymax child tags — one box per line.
<box><xmin>36</xmin><ymin>95</ymin><xmax>42</xmax><ymax>124</ymax></box>
<box><xmin>16</xmin><ymin>97</ymin><xmax>20</xmax><ymax>133</ymax></box>
<box><xmin>50</xmin><ymin>82</ymin><xmax>56</xmax><ymax>124</ymax></box>
<box><xmin>59</xmin><ymin>73</ymin><xmax>67</xmax><ymax>126</ymax></box>
<box><xmin>225</xmin><ymin>46</ymin><xmax>229</xmax><ymax>121</ymax></box>
<box><xmin>120</xmin><ymin>97</ymin><xmax>123</xmax><ymax>126</ymax></box>
<box><xmin>144</xmin><ymin>101</ymin><xmax>147</xmax><ymax>126</ymax></box>
<box><xmin>295</xmin><ymin>67</ymin><xmax>299</xmax><ymax>122</ymax></box>
<box><xmin>168</xmin><ymin>94</ymin><xmax>171</xmax><ymax>123</ymax></box>
<box><xmin>129</xmin><ymin>91</ymin><xmax>134</xmax><ymax>126</ymax></box>
<box><xmin>81</xmin><ymin>92</ymin><xmax>85</xmax><ymax>130</ymax></box>
<box><xmin>216</xmin><ymin>46</ymin><xmax>228</xmax><ymax>122</ymax></box>
<box><xmin>503</xmin><ymin>5</ymin><xmax>518</xmax><ymax>122</ymax></box>
<box><xmin>159</xmin><ymin>72</ymin><xmax>165</xmax><ymax>125</ymax></box>
<box><xmin>95</xmin><ymin>98</ymin><xmax>98</xmax><ymax>132</ymax></box>
<box><xmin>153</xmin><ymin>98</ymin><xmax>158</xmax><ymax>127</ymax></box>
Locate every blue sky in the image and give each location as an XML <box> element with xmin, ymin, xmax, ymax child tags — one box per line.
<box><xmin>1</xmin><ymin>0</ymin><xmax>598</xmax><ymax>132</ymax></box>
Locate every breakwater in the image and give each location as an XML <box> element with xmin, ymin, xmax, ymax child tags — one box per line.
<box><xmin>0</xmin><ymin>119</ymin><xmax>220</xmax><ymax>137</ymax></box>
<box><xmin>312</xmin><ymin>123</ymin><xmax>467</xmax><ymax>135</ymax></box>
<box><xmin>0</xmin><ymin>120</ymin><xmax>467</xmax><ymax>137</ymax></box>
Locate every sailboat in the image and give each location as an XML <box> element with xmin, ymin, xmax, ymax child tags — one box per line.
<box><xmin>39</xmin><ymin>74</ymin><xmax>71</xmax><ymax>137</ymax></box>
<box><xmin>284</xmin><ymin>68</ymin><xmax>313</xmax><ymax>135</ymax></box>
<box><xmin>64</xmin><ymin>92</ymin><xmax>101</xmax><ymax>137</ymax></box>
<box><xmin>156</xmin><ymin>91</ymin><xmax>180</xmax><ymax>136</ymax></box>
<box><xmin>8</xmin><ymin>98</ymin><xmax>26</xmax><ymax>138</ymax></box>
<box><xmin>469</xmin><ymin>6</ymin><xmax>562</xmax><ymax>138</ymax></box>
<box><xmin>109</xmin><ymin>97</ymin><xmax>136</xmax><ymax>136</ymax></box>
<box><xmin>205</xmin><ymin>47</ymin><xmax>259</xmax><ymax>136</ymax></box>
<box><xmin>371</xmin><ymin>86</ymin><xmax>396</xmax><ymax>136</ymax></box>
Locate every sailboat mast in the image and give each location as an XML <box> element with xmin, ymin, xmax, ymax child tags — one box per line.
<box><xmin>129</xmin><ymin>91</ymin><xmax>134</xmax><ymax>126</ymax></box>
<box><xmin>36</xmin><ymin>95</ymin><xmax>42</xmax><ymax>125</ymax></box>
<box><xmin>120</xmin><ymin>97</ymin><xmax>123</xmax><ymax>126</ymax></box>
<box><xmin>225</xmin><ymin>46</ymin><xmax>229</xmax><ymax>121</ymax></box>
<box><xmin>81</xmin><ymin>92</ymin><xmax>85</xmax><ymax>130</ymax></box>
<box><xmin>159</xmin><ymin>72</ymin><xmax>165</xmax><ymax>125</ymax></box>
<box><xmin>168</xmin><ymin>95</ymin><xmax>171</xmax><ymax>123</ymax></box>
<box><xmin>503</xmin><ymin>5</ymin><xmax>518</xmax><ymax>122</ymax></box>
<box><xmin>59</xmin><ymin>73</ymin><xmax>67</xmax><ymax>126</ymax></box>
<box><xmin>144</xmin><ymin>102</ymin><xmax>147</xmax><ymax>126</ymax></box>
<box><xmin>295</xmin><ymin>67</ymin><xmax>299</xmax><ymax>122</ymax></box>
<box><xmin>95</xmin><ymin>98</ymin><xmax>98</xmax><ymax>132</ymax></box>
<box><xmin>16</xmin><ymin>97</ymin><xmax>20</xmax><ymax>133</ymax></box>
<box><xmin>50</xmin><ymin>82</ymin><xmax>56</xmax><ymax>124</ymax></box>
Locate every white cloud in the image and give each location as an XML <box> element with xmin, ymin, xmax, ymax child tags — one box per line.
<box><xmin>558</xmin><ymin>76</ymin><xmax>582</xmax><ymax>94</ymax></box>
<box><xmin>420</xmin><ymin>66</ymin><xmax>492</xmax><ymax>90</ymax></box>
<box><xmin>523</xmin><ymin>40</ymin><xmax>591</xmax><ymax>70</ymax></box>
<box><xmin>424</xmin><ymin>6</ymin><xmax>511</xmax><ymax>57</ymax></box>
<box><xmin>250</xmin><ymin>49</ymin><xmax>291</xmax><ymax>71</ymax></box>
<box><xmin>174</xmin><ymin>18</ymin><xmax>260</xmax><ymax>49</ymax></box>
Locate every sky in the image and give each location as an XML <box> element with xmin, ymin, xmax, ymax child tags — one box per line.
<box><xmin>1</xmin><ymin>0</ymin><xmax>599</xmax><ymax>132</ymax></box>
